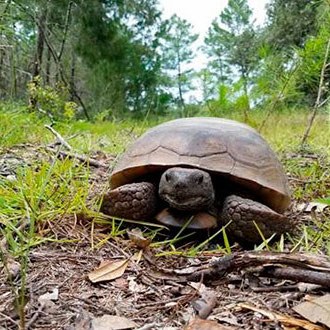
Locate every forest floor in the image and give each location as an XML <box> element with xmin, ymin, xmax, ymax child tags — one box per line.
<box><xmin>0</xmin><ymin>107</ymin><xmax>329</xmax><ymax>329</ymax></box>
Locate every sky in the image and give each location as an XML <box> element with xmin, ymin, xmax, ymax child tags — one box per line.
<box><xmin>158</xmin><ymin>0</ymin><xmax>269</xmax><ymax>100</ymax></box>
<box><xmin>159</xmin><ymin>0</ymin><xmax>269</xmax><ymax>39</ymax></box>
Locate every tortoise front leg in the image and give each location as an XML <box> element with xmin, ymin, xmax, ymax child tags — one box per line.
<box><xmin>101</xmin><ymin>182</ymin><xmax>158</xmax><ymax>220</ymax></box>
<box><xmin>221</xmin><ymin>195</ymin><xmax>291</xmax><ymax>245</ymax></box>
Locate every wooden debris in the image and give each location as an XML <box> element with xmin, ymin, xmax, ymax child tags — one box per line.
<box><xmin>186</xmin><ymin>251</ymin><xmax>330</xmax><ymax>288</ymax></box>
<box><xmin>45</xmin><ymin>124</ymin><xmax>108</xmax><ymax>168</ymax></box>
<box><xmin>47</xmin><ymin>147</ymin><xmax>108</xmax><ymax>168</ymax></box>
<box><xmin>239</xmin><ymin>302</ymin><xmax>325</xmax><ymax>330</ymax></box>
<box><xmin>45</xmin><ymin>124</ymin><xmax>72</xmax><ymax>150</ymax></box>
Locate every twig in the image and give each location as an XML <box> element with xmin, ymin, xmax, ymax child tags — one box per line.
<box><xmin>58</xmin><ymin>1</ymin><xmax>73</xmax><ymax>61</ymax></box>
<box><xmin>26</xmin><ymin>303</ymin><xmax>44</xmax><ymax>329</ymax></box>
<box><xmin>301</xmin><ymin>37</ymin><xmax>330</xmax><ymax>146</ymax></box>
<box><xmin>260</xmin><ymin>266</ymin><xmax>330</xmax><ymax>287</ymax></box>
<box><xmin>0</xmin><ymin>311</ymin><xmax>19</xmax><ymax>327</ymax></box>
<box><xmin>185</xmin><ymin>251</ymin><xmax>330</xmax><ymax>288</ymax></box>
<box><xmin>44</xmin><ymin>125</ymin><xmax>109</xmax><ymax>167</ymax></box>
<box><xmin>45</xmin><ymin>124</ymin><xmax>72</xmax><ymax>150</ymax></box>
<box><xmin>46</xmin><ymin>147</ymin><xmax>108</xmax><ymax>168</ymax></box>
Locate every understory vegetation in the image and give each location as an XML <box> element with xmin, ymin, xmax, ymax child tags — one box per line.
<box><xmin>1</xmin><ymin>104</ymin><xmax>329</xmax><ymax>256</ymax></box>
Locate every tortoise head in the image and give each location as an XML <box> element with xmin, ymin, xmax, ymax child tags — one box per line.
<box><xmin>158</xmin><ymin>167</ymin><xmax>215</xmax><ymax>211</ymax></box>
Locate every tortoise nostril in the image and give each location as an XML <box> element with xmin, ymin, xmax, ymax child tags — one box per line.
<box><xmin>195</xmin><ymin>174</ymin><xmax>204</xmax><ymax>184</ymax></box>
<box><xmin>174</xmin><ymin>182</ymin><xmax>181</xmax><ymax>189</ymax></box>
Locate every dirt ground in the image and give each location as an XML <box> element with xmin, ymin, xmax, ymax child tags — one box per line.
<box><xmin>0</xmin><ymin>145</ymin><xmax>329</xmax><ymax>329</ymax></box>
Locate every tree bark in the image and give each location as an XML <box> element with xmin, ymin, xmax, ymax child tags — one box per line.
<box><xmin>29</xmin><ymin>7</ymin><xmax>48</xmax><ymax>111</ymax></box>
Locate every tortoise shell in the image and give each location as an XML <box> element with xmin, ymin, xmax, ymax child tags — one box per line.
<box><xmin>110</xmin><ymin>117</ymin><xmax>290</xmax><ymax>213</ymax></box>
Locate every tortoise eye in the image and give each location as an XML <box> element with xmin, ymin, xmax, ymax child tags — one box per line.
<box><xmin>165</xmin><ymin>173</ymin><xmax>171</xmax><ymax>182</ymax></box>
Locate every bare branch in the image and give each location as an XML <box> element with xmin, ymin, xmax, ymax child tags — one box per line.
<box><xmin>58</xmin><ymin>1</ymin><xmax>74</xmax><ymax>61</ymax></box>
<box><xmin>45</xmin><ymin>124</ymin><xmax>72</xmax><ymax>150</ymax></box>
<box><xmin>186</xmin><ymin>251</ymin><xmax>330</xmax><ymax>288</ymax></box>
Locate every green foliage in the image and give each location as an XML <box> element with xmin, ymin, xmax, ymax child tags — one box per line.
<box><xmin>158</xmin><ymin>14</ymin><xmax>199</xmax><ymax>112</ymax></box>
<box><xmin>265</xmin><ymin>0</ymin><xmax>320</xmax><ymax>51</ymax></box>
<box><xmin>292</xmin><ymin>8</ymin><xmax>330</xmax><ymax>105</ymax></box>
<box><xmin>0</xmin><ymin>103</ymin><xmax>47</xmax><ymax>147</ymax></box>
<box><xmin>74</xmin><ymin>0</ymin><xmax>163</xmax><ymax>117</ymax></box>
<box><xmin>1</xmin><ymin>0</ymin><xmax>330</xmax><ymax>118</ymax></box>
<box><xmin>203</xmin><ymin>0</ymin><xmax>259</xmax><ymax>118</ymax></box>
<box><xmin>27</xmin><ymin>77</ymin><xmax>77</xmax><ymax>120</ymax></box>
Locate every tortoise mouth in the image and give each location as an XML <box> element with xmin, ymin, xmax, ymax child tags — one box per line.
<box><xmin>158</xmin><ymin>167</ymin><xmax>215</xmax><ymax>211</ymax></box>
<box><xmin>161</xmin><ymin>193</ymin><xmax>214</xmax><ymax>211</ymax></box>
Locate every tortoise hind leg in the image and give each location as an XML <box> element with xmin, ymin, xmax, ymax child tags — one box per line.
<box><xmin>221</xmin><ymin>195</ymin><xmax>291</xmax><ymax>245</ymax></box>
<box><xmin>101</xmin><ymin>182</ymin><xmax>158</xmax><ymax>220</ymax></box>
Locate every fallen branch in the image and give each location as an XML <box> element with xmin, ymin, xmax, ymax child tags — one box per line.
<box><xmin>186</xmin><ymin>251</ymin><xmax>330</xmax><ymax>288</ymax></box>
<box><xmin>46</xmin><ymin>147</ymin><xmax>108</xmax><ymax>168</ymax></box>
<box><xmin>45</xmin><ymin>124</ymin><xmax>72</xmax><ymax>150</ymax></box>
<box><xmin>44</xmin><ymin>125</ymin><xmax>108</xmax><ymax>168</ymax></box>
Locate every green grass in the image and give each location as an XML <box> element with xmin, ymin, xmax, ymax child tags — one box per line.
<box><xmin>0</xmin><ymin>103</ymin><xmax>329</xmax><ymax>258</ymax></box>
<box><xmin>0</xmin><ymin>103</ymin><xmax>329</xmax><ymax>327</ymax></box>
<box><xmin>1</xmin><ymin>103</ymin><xmax>329</xmax><ymax>154</ymax></box>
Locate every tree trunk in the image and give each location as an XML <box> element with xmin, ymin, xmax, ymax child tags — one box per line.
<box><xmin>177</xmin><ymin>57</ymin><xmax>185</xmax><ymax>116</ymax></box>
<box><xmin>69</xmin><ymin>51</ymin><xmax>76</xmax><ymax>101</ymax></box>
<box><xmin>45</xmin><ymin>45</ymin><xmax>51</xmax><ymax>85</ymax></box>
<box><xmin>29</xmin><ymin>7</ymin><xmax>48</xmax><ymax>111</ymax></box>
<box><xmin>241</xmin><ymin>70</ymin><xmax>250</xmax><ymax>123</ymax></box>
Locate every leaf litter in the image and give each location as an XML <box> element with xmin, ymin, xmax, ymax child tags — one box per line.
<box><xmin>0</xmin><ymin>144</ymin><xmax>329</xmax><ymax>329</ymax></box>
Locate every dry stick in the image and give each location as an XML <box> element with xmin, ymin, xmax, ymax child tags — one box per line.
<box><xmin>44</xmin><ymin>125</ymin><xmax>108</xmax><ymax>168</ymax></box>
<box><xmin>301</xmin><ymin>37</ymin><xmax>330</xmax><ymax>146</ymax></box>
<box><xmin>47</xmin><ymin>148</ymin><xmax>108</xmax><ymax>168</ymax></box>
<box><xmin>45</xmin><ymin>124</ymin><xmax>72</xmax><ymax>150</ymax></box>
<box><xmin>186</xmin><ymin>251</ymin><xmax>330</xmax><ymax>288</ymax></box>
<box><xmin>260</xmin><ymin>266</ymin><xmax>330</xmax><ymax>287</ymax></box>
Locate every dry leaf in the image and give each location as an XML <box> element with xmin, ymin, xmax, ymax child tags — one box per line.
<box><xmin>131</xmin><ymin>250</ymin><xmax>143</xmax><ymax>263</ymax></box>
<box><xmin>239</xmin><ymin>303</ymin><xmax>324</xmax><ymax>330</ymax></box>
<box><xmin>192</xmin><ymin>290</ymin><xmax>217</xmax><ymax>319</ymax></box>
<box><xmin>128</xmin><ymin>275</ymin><xmax>146</xmax><ymax>293</ymax></box>
<box><xmin>293</xmin><ymin>294</ymin><xmax>330</xmax><ymax>328</ymax></box>
<box><xmin>188</xmin><ymin>281</ymin><xmax>207</xmax><ymax>294</ymax></box>
<box><xmin>127</xmin><ymin>228</ymin><xmax>151</xmax><ymax>249</ymax></box>
<box><xmin>91</xmin><ymin>315</ymin><xmax>136</xmax><ymax>330</ymax></box>
<box><xmin>73</xmin><ymin>309</ymin><xmax>92</xmax><ymax>330</ymax></box>
<box><xmin>88</xmin><ymin>259</ymin><xmax>129</xmax><ymax>283</ymax></box>
<box><xmin>38</xmin><ymin>288</ymin><xmax>59</xmax><ymax>303</ymax></box>
<box><xmin>112</xmin><ymin>278</ymin><xmax>129</xmax><ymax>290</ymax></box>
<box><xmin>296</xmin><ymin>202</ymin><xmax>329</xmax><ymax>213</ymax></box>
<box><xmin>183</xmin><ymin>318</ymin><xmax>236</xmax><ymax>330</ymax></box>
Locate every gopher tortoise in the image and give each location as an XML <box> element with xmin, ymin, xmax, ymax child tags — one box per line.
<box><xmin>101</xmin><ymin>117</ymin><xmax>291</xmax><ymax>244</ymax></box>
